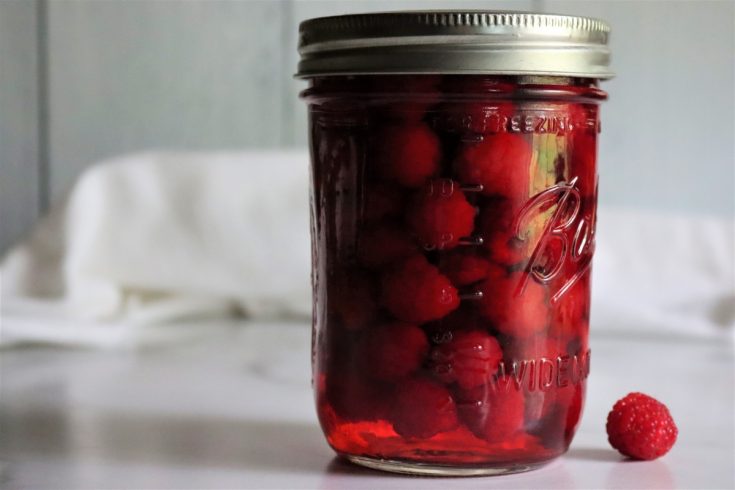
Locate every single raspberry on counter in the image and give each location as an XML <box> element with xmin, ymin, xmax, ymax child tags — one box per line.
<box><xmin>429</xmin><ymin>329</ymin><xmax>503</xmax><ymax>390</ymax></box>
<box><xmin>380</xmin><ymin>256</ymin><xmax>460</xmax><ymax>324</ymax></box>
<box><xmin>439</xmin><ymin>250</ymin><xmax>491</xmax><ymax>286</ymax></box>
<box><xmin>406</xmin><ymin>179</ymin><xmax>476</xmax><ymax>250</ymax></box>
<box><xmin>478</xmin><ymin>265</ymin><xmax>549</xmax><ymax>338</ymax></box>
<box><xmin>373</xmin><ymin>123</ymin><xmax>441</xmax><ymax>188</ymax></box>
<box><xmin>363</xmin><ymin>183</ymin><xmax>404</xmax><ymax>223</ymax></box>
<box><xmin>360</xmin><ymin>322</ymin><xmax>429</xmax><ymax>382</ymax></box>
<box><xmin>390</xmin><ymin>377</ymin><xmax>459</xmax><ymax>439</ymax></box>
<box><xmin>357</xmin><ymin>222</ymin><xmax>418</xmax><ymax>268</ymax></box>
<box><xmin>454</xmin><ymin>132</ymin><xmax>533</xmax><ymax>200</ymax></box>
<box><xmin>606</xmin><ymin>392</ymin><xmax>678</xmax><ymax>460</ymax></box>
<box><xmin>456</xmin><ymin>383</ymin><xmax>525</xmax><ymax>443</ymax></box>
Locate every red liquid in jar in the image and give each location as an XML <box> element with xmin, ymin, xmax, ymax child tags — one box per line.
<box><xmin>306</xmin><ymin>75</ymin><xmax>600</xmax><ymax>470</ymax></box>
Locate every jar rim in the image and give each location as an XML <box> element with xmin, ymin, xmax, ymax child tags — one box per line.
<box><xmin>296</xmin><ymin>11</ymin><xmax>614</xmax><ymax>80</ymax></box>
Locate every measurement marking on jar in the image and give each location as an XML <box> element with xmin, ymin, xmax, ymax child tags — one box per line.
<box><xmin>458</xmin><ymin>236</ymin><xmax>484</xmax><ymax>246</ymax></box>
<box><xmin>459</xmin><ymin>290</ymin><xmax>484</xmax><ymax>301</ymax></box>
<box><xmin>459</xmin><ymin>184</ymin><xmax>484</xmax><ymax>193</ymax></box>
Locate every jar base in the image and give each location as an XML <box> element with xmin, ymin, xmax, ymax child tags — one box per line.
<box><xmin>345</xmin><ymin>455</ymin><xmax>553</xmax><ymax>477</ymax></box>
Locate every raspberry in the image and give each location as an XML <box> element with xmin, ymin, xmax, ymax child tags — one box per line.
<box><xmin>380</xmin><ymin>256</ymin><xmax>460</xmax><ymax>323</ymax></box>
<box><xmin>423</xmin><ymin>305</ymin><xmax>485</xmax><ymax>346</ymax></box>
<box><xmin>332</xmin><ymin>273</ymin><xmax>377</xmax><ymax>331</ymax></box>
<box><xmin>456</xmin><ymin>383</ymin><xmax>525</xmax><ymax>443</ymax></box>
<box><xmin>504</xmin><ymin>333</ymin><xmax>585</xmax><ymax>371</ymax></box>
<box><xmin>565</xmin><ymin>383</ymin><xmax>585</xmax><ymax>440</ymax></box>
<box><xmin>360</xmin><ymin>322</ymin><xmax>428</xmax><ymax>382</ymax></box>
<box><xmin>406</xmin><ymin>179</ymin><xmax>476</xmax><ymax>250</ymax></box>
<box><xmin>570</xmin><ymin>127</ymin><xmax>598</xmax><ymax>200</ymax></box>
<box><xmin>478</xmin><ymin>198</ymin><xmax>527</xmax><ymax>266</ymax></box>
<box><xmin>478</xmin><ymin>266</ymin><xmax>549</xmax><ymax>338</ymax></box>
<box><xmin>429</xmin><ymin>77</ymin><xmax>515</xmax><ymax>134</ymax></box>
<box><xmin>372</xmin><ymin>75</ymin><xmax>441</xmax><ymax>122</ymax></box>
<box><xmin>439</xmin><ymin>250</ymin><xmax>491</xmax><ymax>286</ymax></box>
<box><xmin>325</xmin><ymin>370</ymin><xmax>392</xmax><ymax>422</ymax></box>
<box><xmin>358</xmin><ymin>222</ymin><xmax>418</xmax><ymax>268</ymax></box>
<box><xmin>527</xmin><ymin>382</ymin><xmax>585</xmax><ymax>451</ymax></box>
<box><xmin>550</xmin><ymin>103</ymin><xmax>597</xmax><ymax>199</ymax></box>
<box><xmin>606</xmin><ymin>393</ymin><xmax>678</xmax><ymax>460</ymax></box>
<box><xmin>373</xmin><ymin>123</ymin><xmax>441</xmax><ymax>188</ymax></box>
<box><xmin>454</xmin><ymin>133</ymin><xmax>532</xmax><ymax>200</ymax></box>
<box><xmin>429</xmin><ymin>329</ymin><xmax>503</xmax><ymax>389</ymax></box>
<box><xmin>390</xmin><ymin>377</ymin><xmax>459</xmax><ymax>439</ymax></box>
<box><xmin>440</xmin><ymin>304</ymin><xmax>486</xmax><ymax>331</ymax></box>
<box><xmin>363</xmin><ymin>183</ymin><xmax>404</xmax><ymax>223</ymax></box>
<box><xmin>550</xmin><ymin>271</ymin><xmax>590</xmax><ymax>339</ymax></box>
<box><xmin>512</xmin><ymin>334</ymin><xmax>588</xmax><ymax>446</ymax></box>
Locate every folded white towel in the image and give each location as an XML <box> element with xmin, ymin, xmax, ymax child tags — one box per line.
<box><xmin>1</xmin><ymin>151</ymin><xmax>312</xmax><ymax>346</ymax></box>
<box><xmin>592</xmin><ymin>208</ymin><xmax>734</xmax><ymax>340</ymax></box>
<box><xmin>1</xmin><ymin>150</ymin><xmax>732</xmax><ymax>347</ymax></box>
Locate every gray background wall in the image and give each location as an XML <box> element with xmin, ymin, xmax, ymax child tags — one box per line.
<box><xmin>1</xmin><ymin>0</ymin><xmax>734</xmax><ymax>254</ymax></box>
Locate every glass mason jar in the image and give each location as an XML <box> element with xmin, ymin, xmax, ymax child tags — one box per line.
<box><xmin>297</xmin><ymin>12</ymin><xmax>612</xmax><ymax>476</ymax></box>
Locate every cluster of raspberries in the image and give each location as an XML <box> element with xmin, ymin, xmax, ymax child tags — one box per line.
<box><xmin>323</xmin><ymin>76</ymin><xmax>595</xmax><ymax>451</ymax></box>
<box><xmin>322</xmin><ymin>76</ymin><xmax>676</xmax><ymax>461</ymax></box>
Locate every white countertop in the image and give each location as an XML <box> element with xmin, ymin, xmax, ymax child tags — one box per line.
<box><xmin>1</xmin><ymin>322</ymin><xmax>733</xmax><ymax>489</ymax></box>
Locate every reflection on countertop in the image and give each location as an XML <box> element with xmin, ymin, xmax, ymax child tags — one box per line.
<box><xmin>1</xmin><ymin>323</ymin><xmax>732</xmax><ymax>489</ymax></box>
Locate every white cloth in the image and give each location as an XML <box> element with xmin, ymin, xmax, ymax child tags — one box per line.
<box><xmin>592</xmin><ymin>208</ymin><xmax>734</xmax><ymax>340</ymax></box>
<box><xmin>1</xmin><ymin>150</ymin><xmax>733</xmax><ymax>347</ymax></box>
<box><xmin>1</xmin><ymin>151</ymin><xmax>311</xmax><ymax>347</ymax></box>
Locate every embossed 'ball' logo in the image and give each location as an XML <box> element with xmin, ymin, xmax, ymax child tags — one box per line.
<box><xmin>514</xmin><ymin>177</ymin><xmax>597</xmax><ymax>303</ymax></box>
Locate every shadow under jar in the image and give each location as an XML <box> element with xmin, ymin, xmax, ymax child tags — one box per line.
<box><xmin>297</xmin><ymin>11</ymin><xmax>612</xmax><ymax>476</ymax></box>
